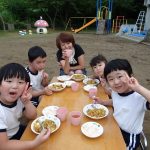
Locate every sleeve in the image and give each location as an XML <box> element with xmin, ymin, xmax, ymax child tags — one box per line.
<box><xmin>0</xmin><ymin>111</ymin><xmax>7</xmax><ymax>131</ymax></box>
<box><xmin>56</xmin><ymin>50</ymin><xmax>64</xmax><ymax>62</ymax></box>
<box><xmin>74</xmin><ymin>44</ymin><xmax>85</xmax><ymax>57</ymax></box>
<box><xmin>146</xmin><ymin>101</ymin><xmax>150</xmax><ymax>110</ymax></box>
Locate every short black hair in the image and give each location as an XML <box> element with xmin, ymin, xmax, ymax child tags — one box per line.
<box><xmin>104</xmin><ymin>59</ymin><xmax>133</xmax><ymax>80</ymax></box>
<box><xmin>0</xmin><ymin>63</ymin><xmax>30</xmax><ymax>85</ymax></box>
<box><xmin>28</xmin><ymin>46</ymin><xmax>47</xmax><ymax>62</ymax></box>
<box><xmin>90</xmin><ymin>54</ymin><xmax>107</xmax><ymax>67</ymax></box>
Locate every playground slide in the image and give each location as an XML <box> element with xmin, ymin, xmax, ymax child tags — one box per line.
<box><xmin>74</xmin><ymin>18</ymin><xmax>96</xmax><ymax>33</ymax></box>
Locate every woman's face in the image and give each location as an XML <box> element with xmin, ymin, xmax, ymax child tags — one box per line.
<box><xmin>60</xmin><ymin>41</ymin><xmax>73</xmax><ymax>51</ymax></box>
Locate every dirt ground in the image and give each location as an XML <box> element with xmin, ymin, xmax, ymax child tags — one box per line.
<box><xmin>0</xmin><ymin>32</ymin><xmax>149</xmax><ymax>148</ymax></box>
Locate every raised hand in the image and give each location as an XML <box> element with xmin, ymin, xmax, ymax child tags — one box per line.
<box><xmin>42</xmin><ymin>71</ymin><xmax>49</xmax><ymax>86</ymax></box>
<box><xmin>21</xmin><ymin>82</ymin><xmax>32</xmax><ymax>105</ymax></box>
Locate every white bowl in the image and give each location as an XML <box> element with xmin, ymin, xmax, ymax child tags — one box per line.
<box><xmin>42</xmin><ymin>106</ymin><xmax>59</xmax><ymax>116</ymax></box>
<box><xmin>83</xmin><ymin>78</ymin><xmax>100</xmax><ymax>86</ymax></box>
<box><xmin>81</xmin><ymin>121</ymin><xmax>103</xmax><ymax>138</ymax></box>
<box><xmin>57</xmin><ymin>75</ymin><xmax>71</xmax><ymax>82</ymax></box>
<box><xmin>48</xmin><ymin>82</ymin><xmax>66</xmax><ymax>92</ymax></box>
<box><xmin>83</xmin><ymin>104</ymin><xmax>109</xmax><ymax>119</ymax></box>
<box><xmin>64</xmin><ymin>80</ymin><xmax>76</xmax><ymax>87</ymax></box>
<box><xmin>71</xmin><ymin>74</ymin><xmax>86</xmax><ymax>82</ymax></box>
<box><xmin>83</xmin><ymin>85</ymin><xmax>97</xmax><ymax>92</ymax></box>
<box><xmin>31</xmin><ymin>115</ymin><xmax>61</xmax><ymax>134</ymax></box>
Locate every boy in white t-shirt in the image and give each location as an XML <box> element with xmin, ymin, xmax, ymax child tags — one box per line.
<box><xmin>26</xmin><ymin>46</ymin><xmax>52</xmax><ymax>107</ymax></box>
<box><xmin>93</xmin><ymin>59</ymin><xmax>150</xmax><ymax>149</ymax></box>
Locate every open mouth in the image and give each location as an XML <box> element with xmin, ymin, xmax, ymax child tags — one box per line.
<box><xmin>9</xmin><ymin>92</ymin><xmax>17</xmax><ymax>96</ymax></box>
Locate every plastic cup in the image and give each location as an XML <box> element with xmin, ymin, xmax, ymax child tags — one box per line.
<box><xmin>71</xmin><ymin>82</ymin><xmax>79</xmax><ymax>92</ymax></box>
<box><xmin>56</xmin><ymin>107</ymin><xmax>68</xmax><ymax>122</ymax></box>
<box><xmin>89</xmin><ymin>88</ymin><xmax>97</xmax><ymax>98</ymax></box>
<box><xmin>69</xmin><ymin>111</ymin><xmax>82</xmax><ymax>126</ymax></box>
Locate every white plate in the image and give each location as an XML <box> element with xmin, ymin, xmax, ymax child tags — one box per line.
<box><xmin>83</xmin><ymin>85</ymin><xmax>97</xmax><ymax>92</ymax></box>
<box><xmin>48</xmin><ymin>82</ymin><xmax>66</xmax><ymax>92</ymax></box>
<box><xmin>57</xmin><ymin>75</ymin><xmax>71</xmax><ymax>82</ymax></box>
<box><xmin>81</xmin><ymin>122</ymin><xmax>103</xmax><ymax>138</ymax></box>
<box><xmin>64</xmin><ymin>80</ymin><xmax>76</xmax><ymax>87</ymax></box>
<box><xmin>71</xmin><ymin>74</ymin><xmax>86</xmax><ymax>82</ymax></box>
<box><xmin>83</xmin><ymin>78</ymin><xmax>100</xmax><ymax>86</ymax></box>
<box><xmin>42</xmin><ymin>106</ymin><xmax>59</xmax><ymax>116</ymax></box>
<box><xmin>31</xmin><ymin>115</ymin><xmax>61</xmax><ymax>134</ymax></box>
<box><xmin>83</xmin><ymin>104</ymin><xmax>109</xmax><ymax>119</ymax></box>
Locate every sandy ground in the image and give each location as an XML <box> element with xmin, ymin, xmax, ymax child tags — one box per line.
<box><xmin>0</xmin><ymin>32</ymin><xmax>149</xmax><ymax>148</ymax></box>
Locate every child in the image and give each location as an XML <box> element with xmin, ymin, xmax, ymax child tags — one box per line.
<box><xmin>93</xmin><ymin>59</ymin><xmax>150</xmax><ymax>149</ymax></box>
<box><xmin>89</xmin><ymin>54</ymin><xmax>107</xmax><ymax>79</ymax></box>
<box><xmin>26</xmin><ymin>46</ymin><xmax>52</xmax><ymax>107</ymax></box>
<box><xmin>0</xmin><ymin>63</ymin><xmax>50</xmax><ymax>150</ymax></box>
<box><xmin>56</xmin><ymin>32</ymin><xmax>86</xmax><ymax>75</ymax></box>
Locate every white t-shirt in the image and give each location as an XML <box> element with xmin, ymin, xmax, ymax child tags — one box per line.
<box><xmin>112</xmin><ymin>91</ymin><xmax>147</xmax><ymax>134</ymax></box>
<box><xmin>26</xmin><ymin>67</ymin><xmax>44</xmax><ymax>90</ymax></box>
<box><xmin>0</xmin><ymin>99</ymin><xmax>24</xmax><ymax>138</ymax></box>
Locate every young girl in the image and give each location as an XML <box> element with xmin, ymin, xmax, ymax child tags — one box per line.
<box><xmin>56</xmin><ymin>32</ymin><xmax>86</xmax><ymax>75</ymax></box>
<box><xmin>89</xmin><ymin>54</ymin><xmax>107</xmax><ymax>79</ymax></box>
<box><xmin>0</xmin><ymin>63</ymin><xmax>50</xmax><ymax>150</ymax></box>
<box><xmin>93</xmin><ymin>59</ymin><xmax>150</xmax><ymax>149</ymax></box>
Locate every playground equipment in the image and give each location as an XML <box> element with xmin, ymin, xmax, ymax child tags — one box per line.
<box><xmin>116</xmin><ymin>12</ymin><xmax>146</xmax><ymax>42</ymax></box>
<box><xmin>65</xmin><ymin>0</ymin><xmax>113</xmax><ymax>34</ymax></box>
<box><xmin>112</xmin><ymin>16</ymin><xmax>127</xmax><ymax>33</ymax></box>
<box><xmin>96</xmin><ymin>0</ymin><xmax>113</xmax><ymax>34</ymax></box>
<box><xmin>116</xmin><ymin>0</ymin><xmax>150</xmax><ymax>43</ymax></box>
<box><xmin>65</xmin><ymin>17</ymin><xmax>96</xmax><ymax>33</ymax></box>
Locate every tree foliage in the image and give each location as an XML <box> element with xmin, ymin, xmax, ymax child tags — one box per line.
<box><xmin>0</xmin><ymin>0</ymin><xmax>146</xmax><ymax>30</ymax></box>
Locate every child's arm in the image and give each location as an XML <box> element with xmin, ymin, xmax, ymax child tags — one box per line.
<box><xmin>20</xmin><ymin>83</ymin><xmax>37</xmax><ymax>119</ymax></box>
<box><xmin>31</xmin><ymin>86</ymin><xmax>53</xmax><ymax>98</ymax></box>
<box><xmin>41</xmin><ymin>72</ymin><xmax>49</xmax><ymax>87</ymax></box>
<box><xmin>128</xmin><ymin>76</ymin><xmax>150</xmax><ymax>103</ymax></box>
<box><xmin>0</xmin><ymin>129</ymin><xmax>50</xmax><ymax>150</ymax></box>
<box><xmin>92</xmin><ymin>96</ymin><xmax>113</xmax><ymax>106</ymax></box>
<box><xmin>70</xmin><ymin>55</ymin><xmax>85</xmax><ymax>70</ymax></box>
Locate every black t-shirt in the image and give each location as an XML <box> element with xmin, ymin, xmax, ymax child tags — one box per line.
<box><xmin>56</xmin><ymin>44</ymin><xmax>85</xmax><ymax>67</ymax></box>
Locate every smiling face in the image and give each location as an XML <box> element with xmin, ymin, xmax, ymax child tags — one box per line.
<box><xmin>0</xmin><ymin>77</ymin><xmax>26</xmax><ymax>105</ymax></box>
<box><xmin>60</xmin><ymin>41</ymin><xmax>73</xmax><ymax>51</ymax></box>
<box><xmin>92</xmin><ymin>62</ymin><xmax>106</xmax><ymax>77</ymax></box>
<box><xmin>106</xmin><ymin>70</ymin><xmax>131</xmax><ymax>93</ymax></box>
<box><xmin>29</xmin><ymin>56</ymin><xmax>46</xmax><ymax>72</ymax></box>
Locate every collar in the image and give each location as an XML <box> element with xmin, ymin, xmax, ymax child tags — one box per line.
<box><xmin>0</xmin><ymin>100</ymin><xmax>17</xmax><ymax>108</ymax></box>
<box><xmin>118</xmin><ymin>91</ymin><xmax>134</xmax><ymax>97</ymax></box>
<box><xmin>26</xmin><ymin>67</ymin><xmax>38</xmax><ymax>75</ymax></box>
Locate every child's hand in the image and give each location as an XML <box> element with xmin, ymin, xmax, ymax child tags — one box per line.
<box><xmin>44</xmin><ymin>86</ymin><xmax>53</xmax><ymax>96</ymax></box>
<box><xmin>34</xmin><ymin>129</ymin><xmax>51</xmax><ymax>146</ymax></box>
<box><xmin>42</xmin><ymin>72</ymin><xmax>49</xmax><ymax>86</ymax></box>
<box><xmin>92</xmin><ymin>96</ymin><xmax>102</xmax><ymax>104</ymax></box>
<box><xmin>99</xmin><ymin>77</ymin><xmax>107</xmax><ymax>87</ymax></box>
<box><xmin>122</xmin><ymin>72</ymin><xmax>140</xmax><ymax>91</ymax></box>
<box><xmin>21</xmin><ymin>82</ymin><xmax>32</xmax><ymax>105</ymax></box>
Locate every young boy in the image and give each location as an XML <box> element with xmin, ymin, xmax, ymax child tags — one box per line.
<box><xmin>93</xmin><ymin>59</ymin><xmax>150</xmax><ymax>149</ymax></box>
<box><xmin>0</xmin><ymin>63</ymin><xmax>50</xmax><ymax>150</ymax></box>
<box><xmin>26</xmin><ymin>46</ymin><xmax>52</xmax><ymax>107</ymax></box>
